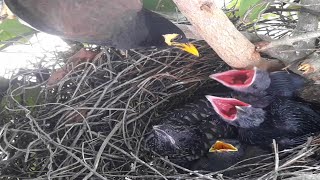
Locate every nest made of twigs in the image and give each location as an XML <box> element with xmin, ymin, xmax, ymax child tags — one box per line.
<box><xmin>0</xmin><ymin>40</ymin><xmax>320</xmax><ymax>180</ymax></box>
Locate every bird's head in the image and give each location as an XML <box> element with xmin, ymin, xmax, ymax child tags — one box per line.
<box><xmin>192</xmin><ymin>139</ymin><xmax>246</xmax><ymax>171</ymax></box>
<box><xmin>209</xmin><ymin>67</ymin><xmax>271</xmax><ymax>95</ymax></box>
<box><xmin>144</xmin><ymin>124</ymin><xmax>206</xmax><ymax>158</ymax></box>
<box><xmin>163</xmin><ymin>33</ymin><xmax>199</xmax><ymax>57</ymax></box>
<box><xmin>205</xmin><ymin>95</ymin><xmax>265</xmax><ymax>128</ymax></box>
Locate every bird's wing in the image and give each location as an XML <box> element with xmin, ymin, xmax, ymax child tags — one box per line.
<box><xmin>270</xmin><ymin>98</ymin><xmax>320</xmax><ymax>135</ymax></box>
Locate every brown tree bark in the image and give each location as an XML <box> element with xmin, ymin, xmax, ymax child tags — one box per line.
<box><xmin>173</xmin><ymin>0</ymin><xmax>283</xmax><ymax>71</ymax></box>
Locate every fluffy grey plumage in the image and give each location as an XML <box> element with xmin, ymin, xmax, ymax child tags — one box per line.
<box><xmin>144</xmin><ymin>99</ymin><xmax>237</xmax><ymax>167</ymax></box>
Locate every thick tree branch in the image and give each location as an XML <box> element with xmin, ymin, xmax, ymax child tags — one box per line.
<box><xmin>173</xmin><ymin>0</ymin><xmax>282</xmax><ymax>70</ymax></box>
<box><xmin>177</xmin><ymin>24</ymin><xmax>269</xmax><ymax>43</ymax></box>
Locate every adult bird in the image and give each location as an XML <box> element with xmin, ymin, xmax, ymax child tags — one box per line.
<box><xmin>4</xmin><ymin>0</ymin><xmax>199</xmax><ymax>56</ymax></box>
<box><xmin>144</xmin><ymin>98</ymin><xmax>237</xmax><ymax>168</ymax></box>
<box><xmin>209</xmin><ymin>67</ymin><xmax>306</xmax><ymax>107</ymax></box>
<box><xmin>205</xmin><ymin>95</ymin><xmax>320</xmax><ymax>149</ymax></box>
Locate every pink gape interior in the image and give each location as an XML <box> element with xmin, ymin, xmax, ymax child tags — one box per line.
<box><xmin>208</xmin><ymin>96</ymin><xmax>250</xmax><ymax>120</ymax></box>
<box><xmin>211</xmin><ymin>69</ymin><xmax>255</xmax><ymax>87</ymax></box>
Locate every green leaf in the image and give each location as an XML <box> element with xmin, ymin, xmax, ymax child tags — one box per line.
<box><xmin>226</xmin><ymin>0</ymin><xmax>241</xmax><ymax>18</ymax></box>
<box><xmin>0</xmin><ymin>19</ymin><xmax>35</xmax><ymax>45</ymax></box>
<box><xmin>143</xmin><ymin>0</ymin><xmax>177</xmax><ymax>12</ymax></box>
<box><xmin>239</xmin><ymin>0</ymin><xmax>261</xmax><ymax>17</ymax></box>
<box><xmin>227</xmin><ymin>0</ymin><xmax>241</xmax><ymax>9</ymax></box>
<box><xmin>239</xmin><ymin>0</ymin><xmax>269</xmax><ymax>22</ymax></box>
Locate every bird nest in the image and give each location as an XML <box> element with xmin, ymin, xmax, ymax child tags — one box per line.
<box><xmin>1</xmin><ymin>41</ymin><xmax>320</xmax><ymax>180</ymax></box>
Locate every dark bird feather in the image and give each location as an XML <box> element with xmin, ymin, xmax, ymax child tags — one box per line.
<box><xmin>206</xmin><ymin>96</ymin><xmax>320</xmax><ymax>149</ymax></box>
<box><xmin>144</xmin><ymin>99</ymin><xmax>237</xmax><ymax>167</ymax></box>
<box><xmin>4</xmin><ymin>0</ymin><xmax>199</xmax><ymax>55</ymax></box>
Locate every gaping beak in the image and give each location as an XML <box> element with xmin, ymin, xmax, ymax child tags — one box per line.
<box><xmin>209</xmin><ymin>69</ymin><xmax>256</xmax><ymax>89</ymax></box>
<box><xmin>205</xmin><ymin>95</ymin><xmax>250</xmax><ymax>121</ymax></box>
<box><xmin>235</xmin><ymin>106</ymin><xmax>245</xmax><ymax>112</ymax></box>
<box><xmin>172</xmin><ymin>42</ymin><xmax>199</xmax><ymax>57</ymax></box>
<box><xmin>209</xmin><ymin>140</ymin><xmax>238</xmax><ymax>152</ymax></box>
<box><xmin>163</xmin><ymin>33</ymin><xmax>200</xmax><ymax>57</ymax></box>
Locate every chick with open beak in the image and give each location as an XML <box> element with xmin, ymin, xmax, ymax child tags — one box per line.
<box><xmin>205</xmin><ymin>95</ymin><xmax>265</xmax><ymax>128</ymax></box>
<box><xmin>192</xmin><ymin>139</ymin><xmax>244</xmax><ymax>172</ymax></box>
<box><xmin>209</xmin><ymin>67</ymin><xmax>306</xmax><ymax>107</ymax></box>
<box><xmin>192</xmin><ymin>139</ymin><xmax>268</xmax><ymax>173</ymax></box>
<box><xmin>209</xmin><ymin>67</ymin><xmax>305</xmax><ymax>97</ymax></box>
<box><xmin>205</xmin><ymin>95</ymin><xmax>320</xmax><ymax>149</ymax></box>
<box><xmin>144</xmin><ymin>98</ymin><xmax>237</xmax><ymax>168</ymax></box>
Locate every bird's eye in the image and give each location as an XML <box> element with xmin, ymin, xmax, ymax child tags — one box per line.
<box><xmin>173</xmin><ymin>34</ymin><xmax>183</xmax><ymax>41</ymax></box>
<box><xmin>252</xmin><ymin>84</ymin><xmax>257</xmax><ymax>89</ymax></box>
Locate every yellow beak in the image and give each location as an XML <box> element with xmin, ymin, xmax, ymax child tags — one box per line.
<box><xmin>173</xmin><ymin>42</ymin><xmax>200</xmax><ymax>57</ymax></box>
<box><xmin>163</xmin><ymin>34</ymin><xmax>200</xmax><ymax>57</ymax></box>
<box><xmin>209</xmin><ymin>140</ymin><xmax>238</xmax><ymax>152</ymax></box>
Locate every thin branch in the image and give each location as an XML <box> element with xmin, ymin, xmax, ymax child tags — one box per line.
<box><xmin>257</xmin><ymin>31</ymin><xmax>320</xmax><ymax>52</ymax></box>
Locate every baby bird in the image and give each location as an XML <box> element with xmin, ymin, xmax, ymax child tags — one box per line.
<box><xmin>144</xmin><ymin>99</ymin><xmax>237</xmax><ymax>167</ymax></box>
<box><xmin>192</xmin><ymin>139</ymin><xmax>268</xmax><ymax>172</ymax></box>
<box><xmin>205</xmin><ymin>95</ymin><xmax>320</xmax><ymax>149</ymax></box>
<box><xmin>209</xmin><ymin>67</ymin><xmax>306</xmax><ymax>107</ymax></box>
<box><xmin>192</xmin><ymin>139</ymin><xmax>244</xmax><ymax>172</ymax></box>
<box><xmin>144</xmin><ymin>123</ymin><xmax>209</xmax><ymax>166</ymax></box>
